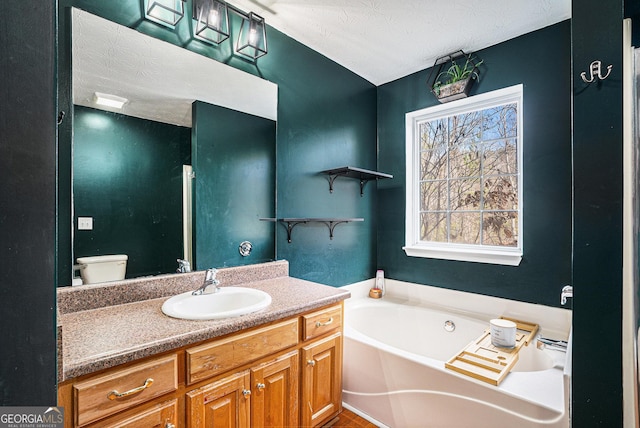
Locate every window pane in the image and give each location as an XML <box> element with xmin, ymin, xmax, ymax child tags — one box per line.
<box><xmin>482</xmin><ymin>211</ymin><xmax>518</xmax><ymax>247</ymax></box>
<box><xmin>449</xmin><ymin>144</ymin><xmax>481</xmax><ymax>178</ymax></box>
<box><xmin>420</xmin><ymin>146</ymin><xmax>447</xmax><ymax>180</ymax></box>
<box><xmin>449</xmin><ymin>111</ymin><xmax>482</xmax><ymax>146</ymax></box>
<box><xmin>449</xmin><ymin>178</ymin><xmax>481</xmax><ymax>210</ymax></box>
<box><xmin>483</xmin><ymin>139</ymin><xmax>517</xmax><ymax>176</ymax></box>
<box><xmin>483</xmin><ymin>176</ymin><xmax>518</xmax><ymax>210</ymax></box>
<box><xmin>450</xmin><ymin>212</ymin><xmax>481</xmax><ymax>244</ymax></box>
<box><xmin>420</xmin><ymin>211</ymin><xmax>448</xmax><ymax>241</ymax></box>
<box><xmin>419</xmin><ymin>119</ymin><xmax>447</xmax><ymax>150</ymax></box>
<box><xmin>421</xmin><ymin>180</ymin><xmax>448</xmax><ymax>211</ymax></box>
<box><xmin>482</xmin><ymin>103</ymin><xmax>517</xmax><ymax>139</ymax></box>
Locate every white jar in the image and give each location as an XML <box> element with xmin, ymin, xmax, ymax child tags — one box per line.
<box><xmin>490</xmin><ymin>319</ymin><xmax>517</xmax><ymax>348</ymax></box>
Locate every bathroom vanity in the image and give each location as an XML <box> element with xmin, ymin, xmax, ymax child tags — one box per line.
<box><xmin>57</xmin><ymin>261</ymin><xmax>349</xmax><ymax>427</ymax></box>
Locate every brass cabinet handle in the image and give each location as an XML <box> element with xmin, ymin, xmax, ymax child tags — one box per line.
<box><xmin>315</xmin><ymin>317</ymin><xmax>333</xmax><ymax>327</ymax></box>
<box><xmin>242</xmin><ymin>389</ymin><xmax>252</xmax><ymax>397</ymax></box>
<box><xmin>256</xmin><ymin>382</ymin><xmax>266</xmax><ymax>390</ymax></box>
<box><xmin>107</xmin><ymin>378</ymin><xmax>154</xmax><ymax>400</ymax></box>
<box><xmin>307</xmin><ymin>360</ymin><xmax>316</xmax><ymax>367</ymax></box>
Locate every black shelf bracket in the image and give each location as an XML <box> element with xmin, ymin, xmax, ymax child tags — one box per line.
<box><xmin>261</xmin><ymin>218</ymin><xmax>364</xmax><ymax>243</ymax></box>
<box><xmin>321</xmin><ymin>166</ymin><xmax>393</xmax><ymax>196</ymax></box>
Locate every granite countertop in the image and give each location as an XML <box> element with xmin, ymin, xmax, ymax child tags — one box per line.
<box><xmin>58</xmin><ymin>261</ymin><xmax>350</xmax><ymax>382</ymax></box>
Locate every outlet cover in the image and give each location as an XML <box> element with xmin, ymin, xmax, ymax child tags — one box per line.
<box><xmin>78</xmin><ymin>217</ymin><xmax>93</xmax><ymax>230</ymax></box>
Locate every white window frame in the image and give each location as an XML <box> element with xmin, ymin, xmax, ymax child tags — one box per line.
<box><xmin>404</xmin><ymin>84</ymin><xmax>523</xmax><ymax>266</ymax></box>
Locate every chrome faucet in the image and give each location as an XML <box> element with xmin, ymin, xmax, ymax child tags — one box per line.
<box><xmin>176</xmin><ymin>259</ymin><xmax>191</xmax><ymax>273</ymax></box>
<box><xmin>192</xmin><ymin>268</ymin><xmax>220</xmax><ymax>295</ymax></box>
<box><xmin>560</xmin><ymin>285</ymin><xmax>573</xmax><ymax>305</ymax></box>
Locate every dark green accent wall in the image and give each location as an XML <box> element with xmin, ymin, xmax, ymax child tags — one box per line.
<box><xmin>267</xmin><ymin>30</ymin><xmax>378</xmax><ymax>286</ymax></box>
<box><xmin>192</xmin><ymin>102</ymin><xmax>276</xmax><ymax>268</ymax></box>
<box><xmin>0</xmin><ymin>0</ymin><xmax>57</xmax><ymax>404</ymax></box>
<box><xmin>572</xmin><ymin>0</ymin><xmax>624</xmax><ymax>424</ymax></box>
<box><xmin>73</xmin><ymin>106</ymin><xmax>190</xmax><ymax>279</ymax></box>
<box><xmin>377</xmin><ymin>22</ymin><xmax>572</xmax><ymax>307</ymax></box>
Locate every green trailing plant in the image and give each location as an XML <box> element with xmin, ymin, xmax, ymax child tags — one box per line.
<box><xmin>433</xmin><ymin>56</ymin><xmax>483</xmax><ymax>95</ymax></box>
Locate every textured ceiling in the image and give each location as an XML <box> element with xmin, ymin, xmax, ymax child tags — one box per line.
<box><xmin>229</xmin><ymin>0</ymin><xmax>571</xmax><ymax>85</ymax></box>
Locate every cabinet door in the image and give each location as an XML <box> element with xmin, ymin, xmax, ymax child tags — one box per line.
<box><xmin>186</xmin><ymin>371</ymin><xmax>251</xmax><ymax>428</ymax></box>
<box><xmin>92</xmin><ymin>399</ymin><xmax>178</xmax><ymax>428</ymax></box>
<box><xmin>301</xmin><ymin>332</ymin><xmax>343</xmax><ymax>427</ymax></box>
<box><xmin>250</xmin><ymin>351</ymin><xmax>299</xmax><ymax>428</ymax></box>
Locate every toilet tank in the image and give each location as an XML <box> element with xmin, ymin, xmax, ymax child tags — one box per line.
<box><xmin>76</xmin><ymin>254</ymin><xmax>128</xmax><ymax>284</ymax></box>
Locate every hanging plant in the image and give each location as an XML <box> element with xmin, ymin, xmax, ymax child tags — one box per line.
<box><xmin>428</xmin><ymin>51</ymin><xmax>483</xmax><ymax>103</ymax></box>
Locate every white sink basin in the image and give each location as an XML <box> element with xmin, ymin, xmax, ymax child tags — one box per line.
<box><xmin>161</xmin><ymin>287</ymin><xmax>272</xmax><ymax>320</ymax></box>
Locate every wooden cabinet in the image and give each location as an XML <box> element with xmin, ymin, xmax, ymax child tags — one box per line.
<box><xmin>59</xmin><ymin>303</ymin><xmax>343</xmax><ymax>428</ymax></box>
<box><xmin>187</xmin><ymin>350</ymin><xmax>299</xmax><ymax>428</ymax></box>
<box><xmin>251</xmin><ymin>351</ymin><xmax>299</xmax><ymax>428</ymax></box>
<box><xmin>186</xmin><ymin>371</ymin><xmax>251</xmax><ymax>428</ymax></box>
<box><xmin>301</xmin><ymin>332</ymin><xmax>343</xmax><ymax>427</ymax></box>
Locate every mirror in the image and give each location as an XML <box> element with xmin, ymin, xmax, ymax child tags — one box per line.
<box><xmin>70</xmin><ymin>8</ymin><xmax>277</xmax><ymax>284</ymax></box>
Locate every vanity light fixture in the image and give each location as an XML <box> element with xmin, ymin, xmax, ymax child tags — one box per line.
<box><xmin>144</xmin><ymin>0</ymin><xmax>186</xmax><ymax>28</ymax></box>
<box><xmin>194</xmin><ymin>0</ymin><xmax>230</xmax><ymax>45</ymax></box>
<box><xmin>192</xmin><ymin>0</ymin><xmax>268</xmax><ymax>60</ymax></box>
<box><xmin>236</xmin><ymin>12</ymin><xmax>267</xmax><ymax>60</ymax></box>
<box><xmin>94</xmin><ymin>92</ymin><xmax>128</xmax><ymax>109</ymax></box>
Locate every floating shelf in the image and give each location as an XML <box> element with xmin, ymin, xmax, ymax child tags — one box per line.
<box><xmin>261</xmin><ymin>218</ymin><xmax>364</xmax><ymax>243</ymax></box>
<box><xmin>320</xmin><ymin>166</ymin><xmax>393</xmax><ymax>196</ymax></box>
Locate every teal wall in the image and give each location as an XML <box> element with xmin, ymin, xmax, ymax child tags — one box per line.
<box><xmin>192</xmin><ymin>102</ymin><xmax>276</xmax><ymax>269</ymax></box>
<box><xmin>58</xmin><ymin>0</ymin><xmax>378</xmax><ymax>287</ymax></box>
<box><xmin>377</xmin><ymin>22</ymin><xmax>572</xmax><ymax>307</ymax></box>
<box><xmin>73</xmin><ymin>106</ymin><xmax>190</xmax><ymax>278</ymax></box>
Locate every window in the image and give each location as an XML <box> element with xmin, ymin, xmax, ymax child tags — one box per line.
<box><xmin>404</xmin><ymin>85</ymin><xmax>523</xmax><ymax>266</ymax></box>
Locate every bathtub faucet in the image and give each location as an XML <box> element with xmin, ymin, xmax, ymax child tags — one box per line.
<box><xmin>560</xmin><ymin>285</ymin><xmax>573</xmax><ymax>306</ymax></box>
<box><xmin>193</xmin><ymin>268</ymin><xmax>220</xmax><ymax>295</ymax></box>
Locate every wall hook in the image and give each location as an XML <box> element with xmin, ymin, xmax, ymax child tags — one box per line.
<box><xmin>580</xmin><ymin>60</ymin><xmax>612</xmax><ymax>83</ymax></box>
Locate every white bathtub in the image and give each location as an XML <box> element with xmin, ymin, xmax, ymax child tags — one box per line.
<box><xmin>342</xmin><ymin>280</ymin><xmax>571</xmax><ymax>428</ymax></box>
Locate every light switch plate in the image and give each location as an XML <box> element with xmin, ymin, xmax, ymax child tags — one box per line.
<box><xmin>78</xmin><ymin>217</ymin><xmax>93</xmax><ymax>230</ymax></box>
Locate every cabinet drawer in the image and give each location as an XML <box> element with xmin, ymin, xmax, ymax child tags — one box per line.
<box><xmin>302</xmin><ymin>305</ymin><xmax>342</xmax><ymax>341</ymax></box>
<box><xmin>187</xmin><ymin>318</ymin><xmax>299</xmax><ymax>385</ymax></box>
<box><xmin>74</xmin><ymin>354</ymin><xmax>178</xmax><ymax>426</ymax></box>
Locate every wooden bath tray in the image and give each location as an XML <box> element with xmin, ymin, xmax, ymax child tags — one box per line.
<box><xmin>445</xmin><ymin>317</ymin><xmax>539</xmax><ymax>386</ymax></box>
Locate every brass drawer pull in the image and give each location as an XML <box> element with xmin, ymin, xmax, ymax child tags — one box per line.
<box><xmin>315</xmin><ymin>317</ymin><xmax>333</xmax><ymax>328</ymax></box>
<box><xmin>107</xmin><ymin>378</ymin><xmax>154</xmax><ymax>400</ymax></box>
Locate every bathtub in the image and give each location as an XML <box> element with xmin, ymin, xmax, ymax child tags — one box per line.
<box><xmin>342</xmin><ymin>280</ymin><xmax>571</xmax><ymax>428</ymax></box>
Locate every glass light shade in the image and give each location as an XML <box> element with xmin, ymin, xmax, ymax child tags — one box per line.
<box><xmin>236</xmin><ymin>12</ymin><xmax>267</xmax><ymax>59</ymax></box>
<box><xmin>145</xmin><ymin>0</ymin><xmax>185</xmax><ymax>28</ymax></box>
<box><xmin>193</xmin><ymin>0</ymin><xmax>230</xmax><ymax>45</ymax></box>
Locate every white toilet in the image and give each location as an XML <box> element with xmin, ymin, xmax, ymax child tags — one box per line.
<box><xmin>76</xmin><ymin>254</ymin><xmax>128</xmax><ymax>284</ymax></box>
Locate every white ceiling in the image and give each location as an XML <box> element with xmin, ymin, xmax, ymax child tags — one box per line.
<box><xmin>229</xmin><ymin>0</ymin><xmax>571</xmax><ymax>85</ymax></box>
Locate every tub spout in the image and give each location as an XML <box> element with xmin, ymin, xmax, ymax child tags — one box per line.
<box><xmin>560</xmin><ymin>285</ymin><xmax>573</xmax><ymax>305</ymax></box>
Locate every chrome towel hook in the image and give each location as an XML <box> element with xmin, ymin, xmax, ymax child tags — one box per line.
<box><xmin>580</xmin><ymin>60</ymin><xmax>612</xmax><ymax>83</ymax></box>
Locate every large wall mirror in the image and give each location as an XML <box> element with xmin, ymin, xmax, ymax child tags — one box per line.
<box><xmin>67</xmin><ymin>8</ymin><xmax>277</xmax><ymax>285</ymax></box>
